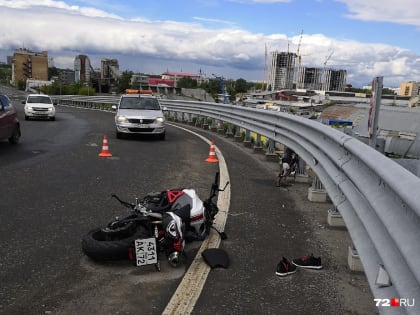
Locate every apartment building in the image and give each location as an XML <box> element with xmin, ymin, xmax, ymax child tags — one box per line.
<box><xmin>74</xmin><ymin>54</ymin><xmax>92</xmax><ymax>83</ymax></box>
<box><xmin>11</xmin><ymin>48</ymin><xmax>48</xmax><ymax>86</ymax></box>
<box><xmin>399</xmin><ymin>81</ymin><xmax>420</xmax><ymax>97</ymax></box>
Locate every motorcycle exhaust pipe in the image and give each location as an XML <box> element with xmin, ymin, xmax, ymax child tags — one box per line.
<box><xmin>168</xmin><ymin>251</ymin><xmax>180</xmax><ymax>267</ymax></box>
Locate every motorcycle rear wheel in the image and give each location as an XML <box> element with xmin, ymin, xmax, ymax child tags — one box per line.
<box><xmin>81</xmin><ymin>224</ymin><xmax>149</xmax><ymax>261</ymax></box>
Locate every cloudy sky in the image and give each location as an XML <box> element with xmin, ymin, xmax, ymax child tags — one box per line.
<box><xmin>1</xmin><ymin>0</ymin><xmax>419</xmax><ymax>87</ymax></box>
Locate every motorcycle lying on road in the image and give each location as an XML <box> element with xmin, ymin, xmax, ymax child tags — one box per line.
<box><xmin>81</xmin><ymin>172</ymin><xmax>228</xmax><ymax>270</ymax></box>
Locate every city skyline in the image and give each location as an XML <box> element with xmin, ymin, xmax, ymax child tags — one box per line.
<box><xmin>1</xmin><ymin>0</ymin><xmax>420</xmax><ymax>88</ymax></box>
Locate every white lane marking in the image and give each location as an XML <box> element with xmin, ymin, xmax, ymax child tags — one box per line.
<box><xmin>162</xmin><ymin>123</ymin><xmax>231</xmax><ymax>315</ymax></box>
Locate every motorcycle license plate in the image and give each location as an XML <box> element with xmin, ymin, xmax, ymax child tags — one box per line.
<box><xmin>135</xmin><ymin>238</ymin><xmax>157</xmax><ymax>266</ymax></box>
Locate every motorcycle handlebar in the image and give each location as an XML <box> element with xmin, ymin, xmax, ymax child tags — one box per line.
<box><xmin>111</xmin><ymin>194</ymin><xmax>135</xmax><ymax>209</ymax></box>
<box><xmin>209</xmin><ymin>172</ymin><xmax>229</xmax><ymax>200</ymax></box>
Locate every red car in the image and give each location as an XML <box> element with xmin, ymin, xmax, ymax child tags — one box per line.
<box><xmin>0</xmin><ymin>93</ymin><xmax>21</xmax><ymax>144</ymax></box>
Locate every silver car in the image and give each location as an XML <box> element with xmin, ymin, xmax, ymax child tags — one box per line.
<box><xmin>113</xmin><ymin>92</ymin><xmax>166</xmax><ymax>140</ymax></box>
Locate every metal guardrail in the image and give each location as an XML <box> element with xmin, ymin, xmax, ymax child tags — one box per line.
<box><xmin>58</xmin><ymin>96</ymin><xmax>420</xmax><ymax>314</ymax></box>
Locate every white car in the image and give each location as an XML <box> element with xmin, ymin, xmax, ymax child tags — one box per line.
<box><xmin>23</xmin><ymin>94</ymin><xmax>56</xmax><ymax>121</ymax></box>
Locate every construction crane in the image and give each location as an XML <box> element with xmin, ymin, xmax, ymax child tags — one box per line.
<box><xmin>322</xmin><ymin>49</ymin><xmax>334</xmax><ymax>91</ymax></box>
<box><xmin>323</xmin><ymin>49</ymin><xmax>334</xmax><ymax>68</ymax></box>
<box><xmin>295</xmin><ymin>30</ymin><xmax>304</xmax><ymax>88</ymax></box>
<box><xmin>296</xmin><ymin>30</ymin><xmax>304</xmax><ymax>68</ymax></box>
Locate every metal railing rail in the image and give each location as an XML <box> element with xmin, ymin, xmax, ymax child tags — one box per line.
<box><xmin>58</xmin><ymin>96</ymin><xmax>420</xmax><ymax>314</ymax></box>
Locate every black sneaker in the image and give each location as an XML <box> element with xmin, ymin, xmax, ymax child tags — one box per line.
<box><xmin>292</xmin><ymin>254</ymin><xmax>323</xmax><ymax>269</ymax></box>
<box><xmin>276</xmin><ymin>257</ymin><xmax>297</xmax><ymax>277</ymax></box>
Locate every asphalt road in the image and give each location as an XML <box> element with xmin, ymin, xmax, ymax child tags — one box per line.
<box><xmin>0</xmin><ymin>93</ymin><xmax>379</xmax><ymax>315</ymax></box>
<box><xmin>0</xmin><ymin>101</ymin><xmax>217</xmax><ymax>314</ymax></box>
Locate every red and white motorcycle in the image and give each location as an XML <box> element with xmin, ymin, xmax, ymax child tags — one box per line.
<box><xmin>81</xmin><ymin>172</ymin><xmax>228</xmax><ymax>270</ymax></box>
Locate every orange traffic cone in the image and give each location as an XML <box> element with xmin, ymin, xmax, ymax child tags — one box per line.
<box><xmin>205</xmin><ymin>140</ymin><xmax>219</xmax><ymax>163</ymax></box>
<box><xmin>98</xmin><ymin>135</ymin><xmax>113</xmax><ymax>157</ymax></box>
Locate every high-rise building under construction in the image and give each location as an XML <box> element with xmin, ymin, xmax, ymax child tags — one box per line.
<box><xmin>267</xmin><ymin>51</ymin><xmax>296</xmax><ymax>91</ymax></box>
<box><xmin>268</xmin><ymin>48</ymin><xmax>347</xmax><ymax>92</ymax></box>
<box><xmin>296</xmin><ymin>67</ymin><xmax>347</xmax><ymax>91</ymax></box>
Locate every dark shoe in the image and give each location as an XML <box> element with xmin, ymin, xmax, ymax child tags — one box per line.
<box><xmin>276</xmin><ymin>257</ymin><xmax>297</xmax><ymax>277</ymax></box>
<box><xmin>292</xmin><ymin>254</ymin><xmax>323</xmax><ymax>269</ymax></box>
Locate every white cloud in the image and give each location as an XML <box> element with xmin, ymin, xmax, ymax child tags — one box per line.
<box><xmin>336</xmin><ymin>0</ymin><xmax>420</xmax><ymax>26</ymax></box>
<box><xmin>0</xmin><ymin>0</ymin><xmax>121</xmax><ymax>18</ymax></box>
<box><xmin>0</xmin><ymin>0</ymin><xmax>419</xmax><ymax>87</ymax></box>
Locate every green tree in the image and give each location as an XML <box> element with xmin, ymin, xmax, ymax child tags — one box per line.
<box><xmin>199</xmin><ymin>79</ymin><xmax>220</xmax><ymax>97</ymax></box>
<box><xmin>48</xmin><ymin>67</ymin><xmax>60</xmax><ymax>80</ymax></box>
<box><xmin>234</xmin><ymin>78</ymin><xmax>248</xmax><ymax>94</ymax></box>
<box><xmin>78</xmin><ymin>85</ymin><xmax>95</xmax><ymax>96</ymax></box>
<box><xmin>0</xmin><ymin>64</ymin><xmax>12</xmax><ymax>85</ymax></box>
<box><xmin>17</xmin><ymin>79</ymin><xmax>26</xmax><ymax>90</ymax></box>
<box><xmin>227</xmin><ymin>84</ymin><xmax>236</xmax><ymax>102</ymax></box>
<box><xmin>117</xmin><ymin>70</ymin><xmax>133</xmax><ymax>93</ymax></box>
<box><xmin>382</xmin><ymin>88</ymin><xmax>395</xmax><ymax>95</ymax></box>
<box><xmin>177</xmin><ymin>77</ymin><xmax>198</xmax><ymax>88</ymax></box>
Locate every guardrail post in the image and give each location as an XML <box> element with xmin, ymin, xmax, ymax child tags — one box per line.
<box><xmin>195</xmin><ymin>115</ymin><xmax>201</xmax><ymax>127</ymax></box>
<box><xmin>294</xmin><ymin>159</ymin><xmax>311</xmax><ymax>183</ymax></box>
<box><xmin>234</xmin><ymin>125</ymin><xmax>242</xmax><ymax>142</ymax></box>
<box><xmin>191</xmin><ymin>114</ymin><xmax>197</xmax><ymax>126</ymax></box>
<box><xmin>243</xmin><ymin>129</ymin><xmax>252</xmax><ymax>148</ymax></box>
<box><xmin>225</xmin><ymin>123</ymin><xmax>234</xmax><ymax>138</ymax></box>
<box><xmin>217</xmin><ymin>120</ymin><xmax>225</xmax><ymax>134</ymax></box>
<box><xmin>177</xmin><ymin>112</ymin><xmax>182</xmax><ymax>122</ymax></box>
<box><xmin>209</xmin><ymin>118</ymin><xmax>217</xmax><ymax>131</ymax></box>
<box><xmin>202</xmin><ymin>117</ymin><xmax>209</xmax><ymax>130</ymax></box>
<box><xmin>308</xmin><ymin>175</ymin><xmax>328</xmax><ymax>202</ymax></box>
<box><xmin>348</xmin><ymin>244</ymin><xmax>364</xmax><ymax>272</ymax></box>
<box><xmin>265</xmin><ymin>139</ymin><xmax>277</xmax><ymax>162</ymax></box>
<box><xmin>254</xmin><ymin>134</ymin><xmax>263</xmax><ymax>153</ymax></box>
<box><xmin>327</xmin><ymin>206</ymin><xmax>346</xmax><ymax>227</ymax></box>
<box><xmin>168</xmin><ymin>110</ymin><xmax>175</xmax><ymax>121</ymax></box>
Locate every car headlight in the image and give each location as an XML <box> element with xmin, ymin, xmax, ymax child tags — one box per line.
<box><xmin>26</xmin><ymin>106</ymin><xmax>33</xmax><ymax>111</ymax></box>
<box><xmin>156</xmin><ymin>117</ymin><xmax>164</xmax><ymax>124</ymax></box>
<box><xmin>116</xmin><ymin>115</ymin><xmax>128</xmax><ymax>123</ymax></box>
<box><xmin>48</xmin><ymin>108</ymin><xmax>53</xmax><ymax>112</ymax></box>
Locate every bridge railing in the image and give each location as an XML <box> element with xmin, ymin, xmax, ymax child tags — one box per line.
<box><xmin>58</xmin><ymin>96</ymin><xmax>420</xmax><ymax>314</ymax></box>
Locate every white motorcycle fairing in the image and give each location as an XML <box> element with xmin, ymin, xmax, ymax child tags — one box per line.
<box><xmin>170</xmin><ymin>189</ymin><xmax>207</xmax><ymax>240</ymax></box>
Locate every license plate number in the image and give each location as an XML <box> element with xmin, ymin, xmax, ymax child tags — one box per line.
<box><xmin>135</xmin><ymin>238</ymin><xmax>157</xmax><ymax>266</ymax></box>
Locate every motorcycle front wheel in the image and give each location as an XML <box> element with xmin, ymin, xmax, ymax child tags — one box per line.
<box><xmin>81</xmin><ymin>224</ymin><xmax>149</xmax><ymax>261</ymax></box>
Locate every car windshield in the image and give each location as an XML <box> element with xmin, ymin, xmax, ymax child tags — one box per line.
<box><xmin>27</xmin><ymin>96</ymin><xmax>52</xmax><ymax>104</ymax></box>
<box><xmin>119</xmin><ymin>97</ymin><xmax>160</xmax><ymax>110</ymax></box>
